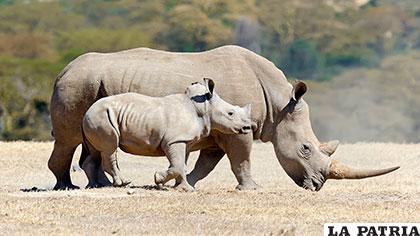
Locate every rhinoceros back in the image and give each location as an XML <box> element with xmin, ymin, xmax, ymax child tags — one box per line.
<box><xmin>50</xmin><ymin>45</ymin><xmax>278</xmax><ymax>142</ymax></box>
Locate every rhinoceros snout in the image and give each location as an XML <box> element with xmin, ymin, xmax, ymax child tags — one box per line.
<box><xmin>243</xmin><ymin>125</ymin><xmax>251</xmax><ymax>131</ymax></box>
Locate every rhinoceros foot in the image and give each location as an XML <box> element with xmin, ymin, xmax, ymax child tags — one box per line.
<box><xmin>235</xmin><ymin>180</ymin><xmax>261</xmax><ymax>191</ymax></box>
<box><xmin>86</xmin><ymin>182</ymin><xmax>105</xmax><ymax>189</ymax></box>
<box><xmin>97</xmin><ymin>169</ymin><xmax>112</xmax><ymax>186</ymax></box>
<box><xmin>154</xmin><ymin>171</ymin><xmax>167</xmax><ymax>185</ymax></box>
<box><xmin>112</xmin><ymin>179</ymin><xmax>131</xmax><ymax>187</ymax></box>
<box><xmin>53</xmin><ymin>182</ymin><xmax>80</xmax><ymax>191</ymax></box>
<box><xmin>174</xmin><ymin>182</ymin><xmax>195</xmax><ymax>192</ymax></box>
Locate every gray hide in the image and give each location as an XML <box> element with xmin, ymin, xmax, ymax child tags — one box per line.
<box><xmin>49</xmin><ymin>45</ymin><xmax>399</xmax><ymax>191</ymax></box>
<box><xmin>81</xmin><ymin>78</ymin><xmax>251</xmax><ymax>190</ymax></box>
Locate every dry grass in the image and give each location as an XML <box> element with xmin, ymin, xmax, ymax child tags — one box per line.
<box><xmin>0</xmin><ymin>141</ymin><xmax>419</xmax><ymax>235</ymax></box>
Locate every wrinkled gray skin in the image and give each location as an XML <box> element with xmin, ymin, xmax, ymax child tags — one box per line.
<box><xmin>81</xmin><ymin>79</ymin><xmax>252</xmax><ymax>191</ymax></box>
<box><xmin>49</xmin><ymin>45</ymin><xmax>398</xmax><ymax>191</ymax></box>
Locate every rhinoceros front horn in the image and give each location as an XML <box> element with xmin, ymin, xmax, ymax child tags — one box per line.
<box><xmin>327</xmin><ymin>160</ymin><xmax>400</xmax><ymax>179</ymax></box>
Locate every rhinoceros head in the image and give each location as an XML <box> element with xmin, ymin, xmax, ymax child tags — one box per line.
<box><xmin>186</xmin><ymin>78</ymin><xmax>252</xmax><ymax>135</ymax></box>
<box><xmin>273</xmin><ymin>81</ymin><xmax>399</xmax><ymax>191</ymax></box>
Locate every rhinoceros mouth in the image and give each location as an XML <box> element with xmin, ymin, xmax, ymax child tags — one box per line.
<box><xmin>300</xmin><ymin>175</ymin><xmax>325</xmax><ymax>191</ymax></box>
<box><xmin>239</xmin><ymin>126</ymin><xmax>251</xmax><ymax>134</ymax></box>
<box><xmin>233</xmin><ymin>126</ymin><xmax>252</xmax><ymax>134</ymax></box>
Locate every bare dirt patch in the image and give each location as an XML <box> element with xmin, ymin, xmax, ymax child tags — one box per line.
<box><xmin>0</xmin><ymin>141</ymin><xmax>418</xmax><ymax>235</ymax></box>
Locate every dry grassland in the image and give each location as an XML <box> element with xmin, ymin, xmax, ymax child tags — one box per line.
<box><xmin>0</xmin><ymin>141</ymin><xmax>419</xmax><ymax>235</ymax></box>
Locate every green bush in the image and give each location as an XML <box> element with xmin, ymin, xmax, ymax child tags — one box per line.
<box><xmin>326</xmin><ymin>47</ymin><xmax>379</xmax><ymax>67</ymax></box>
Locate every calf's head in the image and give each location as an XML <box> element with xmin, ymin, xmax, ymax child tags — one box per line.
<box><xmin>273</xmin><ymin>81</ymin><xmax>399</xmax><ymax>191</ymax></box>
<box><xmin>186</xmin><ymin>78</ymin><xmax>252</xmax><ymax>135</ymax></box>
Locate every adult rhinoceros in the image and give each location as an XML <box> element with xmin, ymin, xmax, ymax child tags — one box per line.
<box><xmin>48</xmin><ymin>45</ymin><xmax>399</xmax><ymax>191</ymax></box>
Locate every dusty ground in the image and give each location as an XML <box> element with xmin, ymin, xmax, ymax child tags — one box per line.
<box><xmin>0</xmin><ymin>141</ymin><xmax>418</xmax><ymax>235</ymax></box>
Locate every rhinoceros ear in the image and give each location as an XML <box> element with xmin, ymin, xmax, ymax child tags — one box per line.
<box><xmin>203</xmin><ymin>78</ymin><xmax>215</xmax><ymax>97</ymax></box>
<box><xmin>292</xmin><ymin>81</ymin><xmax>307</xmax><ymax>101</ymax></box>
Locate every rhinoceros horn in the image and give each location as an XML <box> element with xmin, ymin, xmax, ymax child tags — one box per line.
<box><xmin>327</xmin><ymin>159</ymin><xmax>400</xmax><ymax>179</ymax></box>
<box><xmin>320</xmin><ymin>140</ymin><xmax>339</xmax><ymax>156</ymax></box>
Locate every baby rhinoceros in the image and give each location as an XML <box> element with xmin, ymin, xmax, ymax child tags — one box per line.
<box><xmin>81</xmin><ymin>78</ymin><xmax>252</xmax><ymax>191</ymax></box>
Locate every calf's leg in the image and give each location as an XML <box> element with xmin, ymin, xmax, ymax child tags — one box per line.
<box><xmin>96</xmin><ymin>167</ymin><xmax>112</xmax><ymax>187</ymax></box>
<box><xmin>82</xmin><ymin>154</ymin><xmax>102</xmax><ymax>188</ymax></box>
<box><xmin>174</xmin><ymin>152</ymin><xmax>190</xmax><ymax>187</ymax></box>
<box><xmin>101</xmin><ymin>150</ymin><xmax>131</xmax><ymax>187</ymax></box>
<box><xmin>154</xmin><ymin>143</ymin><xmax>194</xmax><ymax>192</ymax></box>
<box><xmin>81</xmin><ymin>137</ymin><xmax>111</xmax><ymax>188</ymax></box>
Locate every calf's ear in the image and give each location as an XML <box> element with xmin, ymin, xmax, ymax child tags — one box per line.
<box><xmin>292</xmin><ymin>81</ymin><xmax>307</xmax><ymax>101</ymax></box>
<box><xmin>203</xmin><ymin>78</ymin><xmax>215</xmax><ymax>97</ymax></box>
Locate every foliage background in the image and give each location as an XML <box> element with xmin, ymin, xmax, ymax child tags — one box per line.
<box><xmin>0</xmin><ymin>0</ymin><xmax>419</xmax><ymax>142</ymax></box>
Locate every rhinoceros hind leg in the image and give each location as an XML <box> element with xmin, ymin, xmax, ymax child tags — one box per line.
<box><xmin>101</xmin><ymin>151</ymin><xmax>130</xmax><ymax>187</ymax></box>
<box><xmin>48</xmin><ymin>141</ymin><xmax>80</xmax><ymax>190</ymax></box>
<box><xmin>235</xmin><ymin>180</ymin><xmax>260</xmax><ymax>190</ymax></box>
<box><xmin>81</xmin><ymin>155</ymin><xmax>110</xmax><ymax>188</ymax></box>
<box><xmin>96</xmin><ymin>168</ymin><xmax>112</xmax><ymax>187</ymax></box>
<box><xmin>53</xmin><ymin>182</ymin><xmax>80</xmax><ymax>191</ymax></box>
<box><xmin>80</xmin><ymin>145</ymin><xmax>109</xmax><ymax>188</ymax></box>
<box><xmin>82</xmin><ymin>156</ymin><xmax>99</xmax><ymax>188</ymax></box>
<box><xmin>154</xmin><ymin>171</ymin><xmax>168</xmax><ymax>185</ymax></box>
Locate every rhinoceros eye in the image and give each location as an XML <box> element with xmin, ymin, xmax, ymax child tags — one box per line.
<box><xmin>228</xmin><ymin>111</ymin><xmax>234</xmax><ymax>116</ymax></box>
<box><xmin>298</xmin><ymin>143</ymin><xmax>312</xmax><ymax>159</ymax></box>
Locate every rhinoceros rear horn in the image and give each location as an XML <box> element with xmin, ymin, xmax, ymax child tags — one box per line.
<box><xmin>320</xmin><ymin>140</ymin><xmax>339</xmax><ymax>156</ymax></box>
<box><xmin>327</xmin><ymin>159</ymin><xmax>400</xmax><ymax>180</ymax></box>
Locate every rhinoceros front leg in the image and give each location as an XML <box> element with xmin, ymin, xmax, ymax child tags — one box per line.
<box><xmin>217</xmin><ymin>133</ymin><xmax>260</xmax><ymax>190</ymax></box>
<box><xmin>154</xmin><ymin>143</ymin><xmax>194</xmax><ymax>192</ymax></box>
<box><xmin>186</xmin><ymin>147</ymin><xmax>225</xmax><ymax>187</ymax></box>
<box><xmin>174</xmin><ymin>152</ymin><xmax>190</xmax><ymax>187</ymax></box>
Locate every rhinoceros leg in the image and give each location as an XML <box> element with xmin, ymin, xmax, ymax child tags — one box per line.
<box><xmin>83</xmin><ymin>162</ymin><xmax>112</xmax><ymax>188</ymax></box>
<box><xmin>186</xmin><ymin>147</ymin><xmax>225</xmax><ymax>187</ymax></box>
<box><xmin>96</xmin><ymin>167</ymin><xmax>112</xmax><ymax>187</ymax></box>
<box><xmin>155</xmin><ymin>143</ymin><xmax>194</xmax><ymax>192</ymax></box>
<box><xmin>82</xmin><ymin>151</ymin><xmax>112</xmax><ymax>188</ymax></box>
<box><xmin>82</xmin><ymin>154</ymin><xmax>101</xmax><ymax>188</ymax></box>
<box><xmin>48</xmin><ymin>140</ymin><xmax>80</xmax><ymax>190</ymax></box>
<box><xmin>80</xmin><ymin>142</ymin><xmax>112</xmax><ymax>188</ymax></box>
<box><xmin>174</xmin><ymin>152</ymin><xmax>190</xmax><ymax>187</ymax></box>
<box><xmin>216</xmin><ymin>133</ymin><xmax>259</xmax><ymax>190</ymax></box>
<box><xmin>101</xmin><ymin>150</ymin><xmax>131</xmax><ymax>187</ymax></box>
